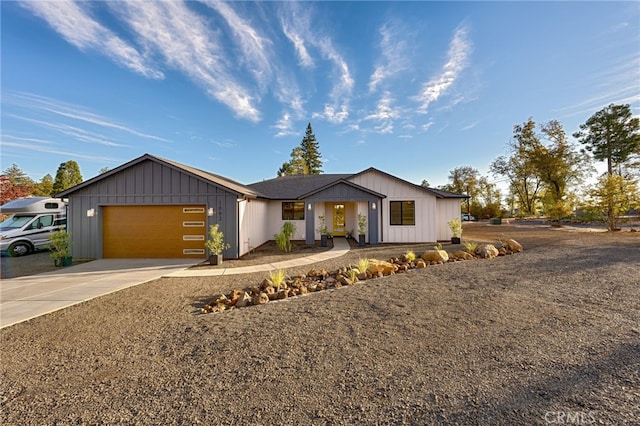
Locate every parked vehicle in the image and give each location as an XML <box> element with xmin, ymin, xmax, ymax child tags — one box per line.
<box><xmin>461</xmin><ymin>213</ymin><xmax>476</xmax><ymax>221</ymax></box>
<box><xmin>0</xmin><ymin>197</ymin><xmax>67</xmax><ymax>256</ymax></box>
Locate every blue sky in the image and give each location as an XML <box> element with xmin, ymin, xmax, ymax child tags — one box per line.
<box><xmin>2</xmin><ymin>1</ymin><xmax>639</xmax><ymax>190</ymax></box>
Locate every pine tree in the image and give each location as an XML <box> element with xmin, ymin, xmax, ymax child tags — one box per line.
<box><xmin>300</xmin><ymin>123</ymin><xmax>323</xmax><ymax>174</ymax></box>
<box><xmin>33</xmin><ymin>173</ymin><xmax>54</xmax><ymax>197</ymax></box>
<box><xmin>52</xmin><ymin>160</ymin><xmax>83</xmax><ymax>194</ymax></box>
<box><xmin>276</xmin><ymin>123</ymin><xmax>323</xmax><ymax>176</ymax></box>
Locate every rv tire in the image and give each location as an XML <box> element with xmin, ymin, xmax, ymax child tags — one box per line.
<box><xmin>8</xmin><ymin>242</ymin><xmax>31</xmax><ymax>257</ymax></box>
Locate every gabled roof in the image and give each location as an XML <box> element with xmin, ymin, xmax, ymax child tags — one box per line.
<box><xmin>247</xmin><ymin>174</ymin><xmax>352</xmax><ymax>199</ymax></box>
<box><xmin>56</xmin><ymin>154</ymin><xmax>260</xmax><ymax>198</ymax></box>
<box><xmin>351</xmin><ymin>167</ymin><xmax>469</xmax><ymax>199</ymax></box>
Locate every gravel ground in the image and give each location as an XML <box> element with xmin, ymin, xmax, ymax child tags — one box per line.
<box><xmin>1</xmin><ymin>223</ymin><xmax>639</xmax><ymax>425</ymax></box>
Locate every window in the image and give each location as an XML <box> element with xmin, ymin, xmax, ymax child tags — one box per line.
<box><xmin>390</xmin><ymin>201</ymin><xmax>415</xmax><ymax>225</ymax></box>
<box><xmin>282</xmin><ymin>202</ymin><xmax>305</xmax><ymax>220</ymax></box>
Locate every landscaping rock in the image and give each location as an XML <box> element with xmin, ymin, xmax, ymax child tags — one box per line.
<box><xmin>368</xmin><ymin>259</ymin><xmax>397</xmax><ymax>276</ymax></box>
<box><xmin>503</xmin><ymin>239</ymin><xmax>523</xmax><ymax>253</ymax></box>
<box><xmin>421</xmin><ymin>250</ymin><xmax>449</xmax><ymax>263</ymax></box>
<box><xmin>476</xmin><ymin>244</ymin><xmax>499</xmax><ymax>259</ymax></box>
<box><xmin>235</xmin><ymin>292</ymin><xmax>252</xmax><ymax>308</ymax></box>
<box><xmin>453</xmin><ymin>250</ymin><xmax>474</xmax><ymax>260</ymax></box>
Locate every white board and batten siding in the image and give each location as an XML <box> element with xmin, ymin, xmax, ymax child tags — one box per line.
<box><xmin>238</xmin><ymin>199</ymin><xmax>270</xmax><ymax>257</ymax></box>
<box><xmin>349</xmin><ymin>170</ymin><xmax>438</xmax><ymax>243</ymax></box>
<box><xmin>437</xmin><ymin>198</ymin><xmax>463</xmax><ymax>241</ymax></box>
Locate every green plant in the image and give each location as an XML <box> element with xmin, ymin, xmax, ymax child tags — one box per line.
<box><xmin>448</xmin><ymin>217</ymin><xmax>462</xmax><ymax>238</ymax></box>
<box><xmin>48</xmin><ymin>229</ymin><xmax>71</xmax><ymax>265</ymax></box>
<box><xmin>316</xmin><ymin>215</ymin><xmax>329</xmax><ymax>235</ymax></box>
<box><xmin>404</xmin><ymin>250</ymin><xmax>416</xmax><ymax>262</ymax></box>
<box><xmin>205</xmin><ymin>223</ymin><xmax>230</xmax><ymax>255</ymax></box>
<box><xmin>275</xmin><ymin>221</ymin><xmax>296</xmax><ymax>252</ymax></box>
<box><xmin>434</xmin><ymin>242</ymin><xmax>443</xmax><ymax>250</ymax></box>
<box><xmin>357</xmin><ymin>213</ymin><xmax>367</xmax><ymax>235</ymax></box>
<box><xmin>357</xmin><ymin>258</ymin><xmax>370</xmax><ymax>274</ymax></box>
<box><xmin>463</xmin><ymin>241</ymin><xmax>478</xmax><ymax>253</ymax></box>
<box><xmin>267</xmin><ymin>269</ymin><xmax>288</xmax><ymax>288</ymax></box>
<box><xmin>346</xmin><ymin>267</ymin><xmax>359</xmax><ymax>283</ymax></box>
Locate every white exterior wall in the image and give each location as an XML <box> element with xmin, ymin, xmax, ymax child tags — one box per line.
<box><xmin>350</xmin><ymin>171</ymin><xmax>438</xmax><ymax>243</ymax></box>
<box><xmin>238</xmin><ymin>199</ymin><xmax>270</xmax><ymax>256</ymax></box>
<box><xmin>436</xmin><ymin>199</ymin><xmax>463</xmax><ymax>241</ymax></box>
<box><xmin>264</xmin><ymin>201</ymin><xmax>307</xmax><ymax>241</ymax></box>
<box><xmin>312</xmin><ymin>203</ymin><xmax>327</xmax><ymax>240</ymax></box>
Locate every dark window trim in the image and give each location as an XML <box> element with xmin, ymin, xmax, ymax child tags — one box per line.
<box><xmin>282</xmin><ymin>201</ymin><xmax>305</xmax><ymax>220</ymax></box>
<box><xmin>390</xmin><ymin>200</ymin><xmax>415</xmax><ymax>226</ymax></box>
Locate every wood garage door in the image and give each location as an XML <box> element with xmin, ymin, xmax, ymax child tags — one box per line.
<box><xmin>103</xmin><ymin>205</ymin><xmax>207</xmax><ymax>258</ymax></box>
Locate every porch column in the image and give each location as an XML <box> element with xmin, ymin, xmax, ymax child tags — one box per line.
<box><xmin>368</xmin><ymin>199</ymin><xmax>380</xmax><ymax>245</ymax></box>
<box><xmin>305</xmin><ymin>200</ymin><xmax>315</xmax><ymax>245</ymax></box>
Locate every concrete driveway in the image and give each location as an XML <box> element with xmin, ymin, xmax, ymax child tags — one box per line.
<box><xmin>0</xmin><ymin>258</ymin><xmax>195</xmax><ymax>329</ymax></box>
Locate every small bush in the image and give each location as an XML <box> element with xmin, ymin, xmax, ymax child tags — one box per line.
<box><xmin>404</xmin><ymin>250</ymin><xmax>416</xmax><ymax>262</ymax></box>
<box><xmin>346</xmin><ymin>267</ymin><xmax>359</xmax><ymax>283</ymax></box>
<box><xmin>357</xmin><ymin>258</ymin><xmax>370</xmax><ymax>274</ymax></box>
<box><xmin>275</xmin><ymin>221</ymin><xmax>296</xmax><ymax>252</ymax></box>
<box><xmin>463</xmin><ymin>241</ymin><xmax>478</xmax><ymax>253</ymax></box>
<box><xmin>267</xmin><ymin>269</ymin><xmax>288</xmax><ymax>288</ymax></box>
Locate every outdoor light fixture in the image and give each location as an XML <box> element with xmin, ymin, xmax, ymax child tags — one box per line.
<box><xmin>86</xmin><ymin>208</ymin><xmax>95</xmax><ymax>217</ymax></box>
<box><xmin>308</xmin><ymin>203</ymin><xmax>312</xmax><ymax>210</ymax></box>
<box><xmin>372</xmin><ymin>202</ymin><xmax>377</xmax><ymax>210</ymax></box>
<box><xmin>207</xmin><ymin>208</ymin><xmax>215</xmax><ymax>216</ymax></box>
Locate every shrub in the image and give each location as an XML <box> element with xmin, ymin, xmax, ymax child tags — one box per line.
<box><xmin>267</xmin><ymin>269</ymin><xmax>288</xmax><ymax>288</ymax></box>
<box><xmin>404</xmin><ymin>250</ymin><xmax>416</xmax><ymax>262</ymax></box>
<box><xmin>357</xmin><ymin>258</ymin><xmax>370</xmax><ymax>274</ymax></box>
<box><xmin>346</xmin><ymin>267</ymin><xmax>359</xmax><ymax>283</ymax></box>
<box><xmin>275</xmin><ymin>221</ymin><xmax>296</xmax><ymax>252</ymax></box>
<box><xmin>463</xmin><ymin>241</ymin><xmax>478</xmax><ymax>253</ymax></box>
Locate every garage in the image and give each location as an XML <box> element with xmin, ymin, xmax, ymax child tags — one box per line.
<box><xmin>103</xmin><ymin>205</ymin><xmax>207</xmax><ymax>258</ymax></box>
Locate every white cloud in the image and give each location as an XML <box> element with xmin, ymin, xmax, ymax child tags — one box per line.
<box><xmin>369</xmin><ymin>23</ymin><xmax>409</xmax><ymax>93</ymax></box>
<box><xmin>414</xmin><ymin>24</ymin><xmax>472</xmax><ymax>114</ymax></box>
<box><xmin>281</xmin><ymin>21</ymin><xmax>314</xmax><ymax>68</ymax></box>
<box><xmin>7</xmin><ymin>92</ymin><xmax>170</xmax><ymax>143</ymax></box>
<box><xmin>19</xmin><ymin>0</ymin><xmax>162</xmax><ymax>79</ymax></box>
<box><xmin>113</xmin><ymin>1</ymin><xmax>261</xmax><ymax>122</ymax></box>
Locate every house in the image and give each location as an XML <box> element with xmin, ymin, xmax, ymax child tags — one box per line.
<box><xmin>57</xmin><ymin>154</ymin><xmax>467</xmax><ymax>260</ymax></box>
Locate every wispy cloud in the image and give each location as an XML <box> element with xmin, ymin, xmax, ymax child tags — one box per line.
<box><xmin>9</xmin><ymin>114</ymin><xmax>127</xmax><ymax>147</ymax></box>
<box><xmin>363</xmin><ymin>92</ymin><xmax>401</xmax><ymax>134</ymax></box>
<box><xmin>414</xmin><ymin>24</ymin><xmax>472</xmax><ymax>114</ymax></box>
<box><xmin>19</xmin><ymin>0</ymin><xmax>162</xmax><ymax>79</ymax></box>
<box><xmin>7</xmin><ymin>92</ymin><xmax>170</xmax><ymax>143</ymax></box>
<box><xmin>112</xmin><ymin>1</ymin><xmax>260</xmax><ymax>122</ymax></box>
<box><xmin>369</xmin><ymin>23</ymin><xmax>409</xmax><ymax>93</ymax></box>
<box><xmin>1</xmin><ymin>137</ymin><xmax>119</xmax><ymax>164</ymax></box>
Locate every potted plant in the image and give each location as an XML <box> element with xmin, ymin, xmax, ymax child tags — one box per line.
<box><xmin>448</xmin><ymin>217</ymin><xmax>462</xmax><ymax>244</ymax></box>
<box><xmin>205</xmin><ymin>223</ymin><xmax>230</xmax><ymax>265</ymax></box>
<box><xmin>49</xmin><ymin>229</ymin><xmax>72</xmax><ymax>267</ymax></box>
<box><xmin>316</xmin><ymin>215</ymin><xmax>329</xmax><ymax>247</ymax></box>
<box><xmin>357</xmin><ymin>213</ymin><xmax>367</xmax><ymax>247</ymax></box>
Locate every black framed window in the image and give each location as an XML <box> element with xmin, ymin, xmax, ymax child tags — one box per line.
<box><xmin>390</xmin><ymin>201</ymin><xmax>415</xmax><ymax>225</ymax></box>
<box><xmin>282</xmin><ymin>202</ymin><xmax>305</xmax><ymax>220</ymax></box>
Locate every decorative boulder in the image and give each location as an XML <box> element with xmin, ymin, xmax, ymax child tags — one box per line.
<box><xmin>503</xmin><ymin>239</ymin><xmax>523</xmax><ymax>253</ymax></box>
<box><xmin>421</xmin><ymin>250</ymin><xmax>449</xmax><ymax>263</ymax></box>
<box><xmin>235</xmin><ymin>292</ymin><xmax>252</xmax><ymax>308</ymax></box>
<box><xmin>453</xmin><ymin>250</ymin><xmax>474</xmax><ymax>260</ymax></box>
<box><xmin>367</xmin><ymin>259</ymin><xmax>397</xmax><ymax>276</ymax></box>
<box><xmin>476</xmin><ymin>244</ymin><xmax>499</xmax><ymax>259</ymax></box>
<box><xmin>416</xmin><ymin>259</ymin><xmax>427</xmax><ymax>268</ymax></box>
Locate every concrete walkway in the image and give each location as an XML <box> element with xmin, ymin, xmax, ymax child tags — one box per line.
<box><xmin>0</xmin><ymin>238</ymin><xmax>351</xmax><ymax>329</ymax></box>
<box><xmin>166</xmin><ymin>237</ymin><xmax>351</xmax><ymax>277</ymax></box>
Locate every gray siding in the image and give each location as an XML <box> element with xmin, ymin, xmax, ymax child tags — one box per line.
<box><xmin>67</xmin><ymin>159</ymin><xmax>239</xmax><ymax>259</ymax></box>
<box><xmin>304</xmin><ymin>182</ymin><xmax>381</xmax><ymax>245</ymax></box>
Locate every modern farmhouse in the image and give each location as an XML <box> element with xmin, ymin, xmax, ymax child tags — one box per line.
<box><xmin>57</xmin><ymin>154</ymin><xmax>467</xmax><ymax>259</ymax></box>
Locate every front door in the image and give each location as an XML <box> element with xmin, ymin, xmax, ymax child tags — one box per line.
<box><xmin>332</xmin><ymin>204</ymin><xmax>346</xmax><ymax>236</ymax></box>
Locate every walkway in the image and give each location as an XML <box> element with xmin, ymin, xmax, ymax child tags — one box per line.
<box><xmin>0</xmin><ymin>238</ymin><xmax>350</xmax><ymax>328</ymax></box>
<box><xmin>166</xmin><ymin>237</ymin><xmax>351</xmax><ymax>277</ymax></box>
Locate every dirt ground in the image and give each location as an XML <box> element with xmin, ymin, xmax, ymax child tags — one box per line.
<box><xmin>1</xmin><ymin>222</ymin><xmax>639</xmax><ymax>424</ymax></box>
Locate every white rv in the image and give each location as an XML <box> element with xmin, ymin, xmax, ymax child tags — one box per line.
<box><xmin>0</xmin><ymin>197</ymin><xmax>68</xmax><ymax>256</ymax></box>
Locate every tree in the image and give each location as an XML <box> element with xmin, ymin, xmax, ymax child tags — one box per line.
<box><xmin>0</xmin><ymin>164</ymin><xmax>34</xmax><ymax>204</ymax></box>
<box><xmin>300</xmin><ymin>123</ymin><xmax>323</xmax><ymax>174</ymax></box>
<box><xmin>420</xmin><ymin>179</ymin><xmax>430</xmax><ymax>188</ymax></box>
<box><xmin>442</xmin><ymin>166</ymin><xmax>479</xmax><ymax>216</ymax></box>
<box><xmin>52</xmin><ymin>160</ymin><xmax>83</xmax><ymax>195</ymax></box>
<box><xmin>573</xmin><ymin>103</ymin><xmax>640</xmax><ymax>175</ymax></box>
<box><xmin>491</xmin><ymin>118</ymin><xmax>544</xmax><ymax>216</ymax></box>
<box><xmin>533</xmin><ymin>120</ymin><xmax>590</xmax><ymax>220</ymax></box>
<box><xmin>277</xmin><ymin>123</ymin><xmax>323</xmax><ymax>176</ymax></box>
<box><xmin>33</xmin><ymin>173</ymin><xmax>55</xmax><ymax>197</ymax></box>
<box><xmin>589</xmin><ymin>174</ymin><xmax>639</xmax><ymax>231</ymax></box>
